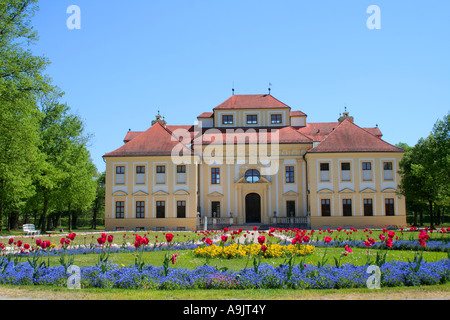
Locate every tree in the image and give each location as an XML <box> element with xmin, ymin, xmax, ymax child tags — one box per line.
<box><xmin>0</xmin><ymin>0</ymin><xmax>51</xmax><ymax>231</ymax></box>
<box><xmin>91</xmin><ymin>171</ymin><xmax>105</xmax><ymax>230</ymax></box>
<box><xmin>57</xmin><ymin>144</ymin><xmax>97</xmax><ymax>232</ymax></box>
<box><xmin>398</xmin><ymin>113</ymin><xmax>450</xmax><ymax>228</ymax></box>
<box><xmin>32</xmin><ymin>93</ymin><xmax>95</xmax><ymax>232</ymax></box>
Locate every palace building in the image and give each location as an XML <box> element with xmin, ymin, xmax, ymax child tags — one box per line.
<box><xmin>103</xmin><ymin>94</ymin><xmax>407</xmax><ymax>231</ymax></box>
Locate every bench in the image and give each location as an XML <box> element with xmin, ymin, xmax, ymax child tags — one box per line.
<box><xmin>23</xmin><ymin>224</ymin><xmax>40</xmax><ymax>236</ymax></box>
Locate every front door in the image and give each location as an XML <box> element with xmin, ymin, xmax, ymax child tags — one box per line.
<box><xmin>245</xmin><ymin>193</ymin><xmax>261</xmax><ymax>223</ymax></box>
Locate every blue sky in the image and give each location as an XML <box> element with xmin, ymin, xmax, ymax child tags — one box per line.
<box><xmin>30</xmin><ymin>0</ymin><xmax>450</xmax><ymax>173</ymax></box>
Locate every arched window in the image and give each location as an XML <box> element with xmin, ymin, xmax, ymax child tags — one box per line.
<box><xmin>245</xmin><ymin>169</ymin><xmax>261</xmax><ymax>183</ymax></box>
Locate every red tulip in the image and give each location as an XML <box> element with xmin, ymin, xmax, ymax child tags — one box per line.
<box><xmin>261</xmin><ymin>244</ymin><xmax>268</xmax><ymax>252</ymax></box>
<box><xmin>171</xmin><ymin>253</ymin><xmax>178</xmax><ymax>264</ymax></box>
<box><xmin>257</xmin><ymin>236</ymin><xmax>265</xmax><ymax>245</ymax></box>
<box><xmin>67</xmin><ymin>233</ymin><xmax>76</xmax><ymax>241</ymax></box>
<box><xmin>165</xmin><ymin>233</ymin><xmax>174</xmax><ymax>244</ymax></box>
<box><xmin>221</xmin><ymin>235</ymin><xmax>228</xmax><ymax>243</ymax></box>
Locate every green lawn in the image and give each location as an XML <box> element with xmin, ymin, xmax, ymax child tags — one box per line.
<box><xmin>0</xmin><ymin>282</ymin><xmax>448</xmax><ymax>300</ymax></box>
<box><xmin>13</xmin><ymin>246</ymin><xmax>448</xmax><ymax>271</ymax></box>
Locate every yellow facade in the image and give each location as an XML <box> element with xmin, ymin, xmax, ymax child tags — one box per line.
<box><xmin>305</xmin><ymin>152</ymin><xmax>407</xmax><ymax>229</ymax></box>
<box><xmin>103</xmin><ymin>94</ymin><xmax>407</xmax><ymax>231</ymax></box>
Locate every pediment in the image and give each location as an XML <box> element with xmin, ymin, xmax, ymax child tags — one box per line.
<box><xmin>236</xmin><ymin>176</ymin><xmax>270</xmax><ymax>184</ymax></box>
<box><xmin>382</xmin><ymin>187</ymin><xmax>397</xmax><ymax>193</ymax></box>
<box><xmin>132</xmin><ymin>190</ymin><xmax>149</xmax><ymax>196</ymax></box>
<box><xmin>153</xmin><ymin>190</ymin><xmax>169</xmax><ymax>196</ymax></box>
<box><xmin>112</xmin><ymin>191</ymin><xmax>128</xmax><ymax>196</ymax></box>
<box><xmin>174</xmin><ymin>190</ymin><xmax>190</xmax><ymax>195</ymax></box>
<box><xmin>318</xmin><ymin>188</ymin><xmax>333</xmax><ymax>194</ymax></box>
<box><xmin>208</xmin><ymin>191</ymin><xmax>224</xmax><ymax>197</ymax></box>
<box><xmin>283</xmin><ymin>190</ymin><xmax>299</xmax><ymax>196</ymax></box>
<box><xmin>360</xmin><ymin>187</ymin><xmax>376</xmax><ymax>193</ymax></box>
<box><xmin>338</xmin><ymin>188</ymin><xmax>355</xmax><ymax>194</ymax></box>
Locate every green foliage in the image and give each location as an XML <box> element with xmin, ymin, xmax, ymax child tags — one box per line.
<box><xmin>398</xmin><ymin>112</ymin><xmax>450</xmax><ymax>228</ymax></box>
<box><xmin>0</xmin><ymin>0</ymin><xmax>99</xmax><ymax>231</ymax></box>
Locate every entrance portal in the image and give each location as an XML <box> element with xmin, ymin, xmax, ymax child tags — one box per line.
<box><xmin>245</xmin><ymin>193</ymin><xmax>261</xmax><ymax>223</ymax></box>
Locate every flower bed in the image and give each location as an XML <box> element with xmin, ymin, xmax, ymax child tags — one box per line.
<box><xmin>310</xmin><ymin>240</ymin><xmax>450</xmax><ymax>252</ymax></box>
<box><xmin>0</xmin><ymin>259</ymin><xmax>448</xmax><ymax>290</ymax></box>
<box><xmin>193</xmin><ymin>243</ymin><xmax>315</xmax><ymax>259</ymax></box>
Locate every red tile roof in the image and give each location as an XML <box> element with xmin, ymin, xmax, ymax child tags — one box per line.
<box><xmin>307</xmin><ymin>119</ymin><xmax>404</xmax><ymax>153</ymax></box>
<box><xmin>290</xmin><ymin>111</ymin><xmax>307</xmax><ymax>117</ymax></box>
<box><xmin>123</xmin><ymin>131</ymin><xmax>143</xmax><ymax>143</ymax></box>
<box><xmin>213</xmin><ymin>94</ymin><xmax>291</xmax><ymax>110</ymax></box>
<box><xmin>299</xmin><ymin>122</ymin><xmax>383</xmax><ymax>142</ymax></box>
<box><xmin>193</xmin><ymin>126</ymin><xmax>312</xmax><ymax>145</ymax></box>
<box><xmin>104</xmin><ymin>122</ymin><xmax>193</xmax><ymax>157</ymax></box>
<box><xmin>197</xmin><ymin>112</ymin><xmax>214</xmax><ymax>118</ymax></box>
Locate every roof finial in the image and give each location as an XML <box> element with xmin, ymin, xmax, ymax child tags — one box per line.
<box><xmin>268</xmin><ymin>82</ymin><xmax>272</xmax><ymax>95</ymax></box>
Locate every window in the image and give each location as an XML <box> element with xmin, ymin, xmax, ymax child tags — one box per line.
<box><xmin>362</xmin><ymin>162</ymin><xmax>372</xmax><ymax>181</ymax></box>
<box><xmin>211</xmin><ymin>201</ymin><xmax>221</xmax><ymax>218</ymax></box>
<box><xmin>156</xmin><ymin>165</ymin><xmax>166</xmax><ymax>184</ymax></box>
<box><xmin>342</xmin><ymin>199</ymin><xmax>352</xmax><ymax>216</ymax></box>
<box><xmin>136</xmin><ymin>166</ymin><xmax>145</xmax><ymax>174</ymax></box>
<box><xmin>156</xmin><ymin>166</ymin><xmax>165</xmax><ymax>174</ymax></box>
<box><xmin>136</xmin><ymin>166</ymin><xmax>145</xmax><ymax>184</ymax></box>
<box><xmin>115</xmin><ymin>201</ymin><xmax>124</xmax><ymax>219</ymax></box>
<box><xmin>246</xmin><ymin>115</ymin><xmax>258</xmax><ymax>124</ymax></box>
<box><xmin>211</xmin><ymin>168</ymin><xmax>220</xmax><ymax>184</ymax></box>
<box><xmin>115</xmin><ymin>166</ymin><xmax>125</xmax><ymax>184</ymax></box>
<box><xmin>177</xmin><ymin>201</ymin><xmax>186</xmax><ymax>218</ymax></box>
<box><xmin>321</xmin><ymin>199</ymin><xmax>331</xmax><ymax>216</ymax></box>
<box><xmin>156</xmin><ymin>201</ymin><xmax>165</xmax><ymax>219</ymax></box>
<box><xmin>363</xmin><ymin>199</ymin><xmax>373</xmax><ymax>216</ymax></box>
<box><xmin>245</xmin><ymin>169</ymin><xmax>260</xmax><ymax>183</ymax></box>
<box><xmin>285</xmin><ymin>166</ymin><xmax>295</xmax><ymax>183</ymax></box>
<box><xmin>320</xmin><ymin>163</ymin><xmax>330</xmax><ymax>182</ymax></box>
<box><xmin>286</xmin><ymin>201</ymin><xmax>296</xmax><ymax>217</ymax></box>
<box><xmin>385</xmin><ymin>198</ymin><xmax>395</xmax><ymax>216</ymax></box>
<box><xmin>222</xmin><ymin>115</ymin><xmax>233</xmax><ymax>125</ymax></box>
<box><xmin>177</xmin><ymin>165</ymin><xmax>186</xmax><ymax>184</ymax></box>
<box><xmin>116</xmin><ymin>166</ymin><xmax>125</xmax><ymax>174</ymax></box>
<box><xmin>383</xmin><ymin>162</ymin><xmax>393</xmax><ymax>181</ymax></box>
<box><xmin>271</xmin><ymin>114</ymin><xmax>282</xmax><ymax>124</ymax></box>
<box><xmin>341</xmin><ymin>162</ymin><xmax>351</xmax><ymax>181</ymax></box>
<box><xmin>136</xmin><ymin>201</ymin><xmax>145</xmax><ymax>219</ymax></box>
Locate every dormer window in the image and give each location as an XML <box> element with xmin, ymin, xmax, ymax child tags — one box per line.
<box><xmin>222</xmin><ymin>115</ymin><xmax>233</xmax><ymax>125</ymax></box>
<box><xmin>271</xmin><ymin>114</ymin><xmax>282</xmax><ymax>124</ymax></box>
<box><xmin>246</xmin><ymin>115</ymin><xmax>258</xmax><ymax>124</ymax></box>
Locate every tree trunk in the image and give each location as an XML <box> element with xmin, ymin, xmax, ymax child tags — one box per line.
<box><xmin>429</xmin><ymin>200</ymin><xmax>434</xmax><ymax>230</ymax></box>
<box><xmin>68</xmin><ymin>202</ymin><xmax>72</xmax><ymax>232</ymax></box>
<box><xmin>92</xmin><ymin>205</ymin><xmax>98</xmax><ymax>230</ymax></box>
<box><xmin>419</xmin><ymin>210</ymin><xmax>423</xmax><ymax>226</ymax></box>
<box><xmin>41</xmin><ymin>192</ymin><xmax>48</xmax><ymax>233</ymax></box>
